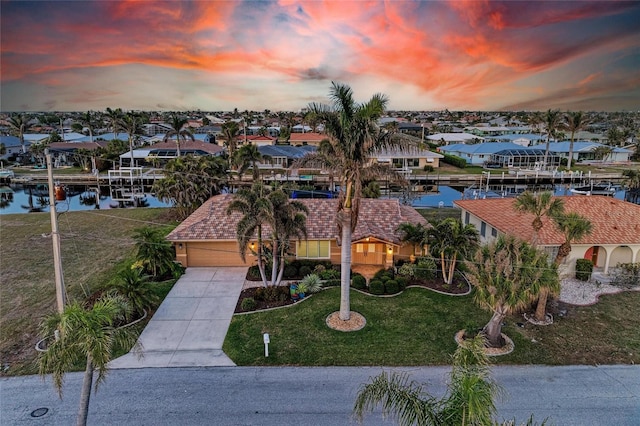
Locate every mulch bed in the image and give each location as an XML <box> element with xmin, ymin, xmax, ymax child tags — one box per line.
<box><xmin>235</xmin><ymin>286</ymin><xmax>296</xmax><ymax>314</ymax></box>
<box><xmin>408</xmin><ymin>275</ymin><xmax>470</xmax><ymax>295</ymax></box>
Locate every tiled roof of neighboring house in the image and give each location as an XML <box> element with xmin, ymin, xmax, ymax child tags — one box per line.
<box><xmin>167</xmin><ymin>194</ymin><xmax>428</xmax><ymax>244</ymax></box>
<box><xmin>454</xmin><ymin>196</ymin><xmax>640</xmax><ymax>246</ymax></box>
<box><xmin>48</xmin><ymin>141</ymin><xmax>109</xmax><ymax>152</ymax></box>
<box><xmin>288</xmin><ymin>132</ymin><xmax>325</xmax><ymax>143</ymax></box>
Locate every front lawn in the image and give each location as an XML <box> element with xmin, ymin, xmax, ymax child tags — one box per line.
<box><xmin>223</xmin><ymin>287</ymin><xmax>640</xmax><ymax>366</ymax></box>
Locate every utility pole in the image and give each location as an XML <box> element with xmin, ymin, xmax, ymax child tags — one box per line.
<box><xmin>45</xmin><ymin>149</ymin><xmax>66</xmax><ymax>312</ymax></box>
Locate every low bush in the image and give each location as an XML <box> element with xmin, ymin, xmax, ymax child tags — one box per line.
<box><xmin>283</xmin><ymin>264</ymin><xmax>298</xmax><ymax>279</ymax></box>
<box><xmin>369</xmin><ymin>280</ymin><xmax>384</xmax><ymax>295</ymax></box>
<box><xmin>323</xmin><ymin>279</ymin><xmax>341</xmax><ymax>287</ymax></box>
<box><xmin>241</xmin><ymin>297</ymin><xmax>257</xmax><ymax>311</ymax></box>
<box><xmin>397</xmin><ymin>263</ymin><xmax>415</xmax><ymax>278</ymax></box>
<box><xmin>396</xmin><ymin>276</ymin><xmax>408</xmax><ymax>290</ymax></box>
<box><xmin>442</xmin><ymin>153</ymin><xmax>467</xmax><ymax>169</ymax></box>
<box><xmin>611</xmin><ymin>262</ymin><xmax>640</xmax><ymax>288</ymax></box>
<box><xmin>351</xmin><ymin>274</ymin><xmax>367</xmax><ymax>290</ymax></box>
<box><xmin>254</xmin><ymin>286</ymin><xmax>289</xmax><ymax>302</ymax></box>
<box><xmin>319</xmin><ymin>268</ymin><xmax>340</xmax><ymax>280</ymax></box>
<box><xmin>415</xmin><ymin>257</ymin><xmax>436</xmax><ymax>281</ymax></box>
<box><xmin>385</xmin><ymin>280</ymin><xmax>400</xmax><ymax>294</ymax></box>
<box><xmin>247</xmin><ymin>265</ymin><xmax>272</xmax><ymax>281</ymax></box>
<box><xmin>299</xmin><ymin>265</ymin><xmax>313</xmax><ymax>277</ymax></box>
<box><xmin>576</xmin><ymin>259</ymin><xmax>593</xmax><ymax>281</ymax></box>
<box><xmin>380</xmin><ymin>275</ymin><xmax>391</xmax><ymax>283</ymax></box>
<box><xmin>299</xmin><ymin>274</ymin><xmax>323</xmax><ymax>293</ymax></box>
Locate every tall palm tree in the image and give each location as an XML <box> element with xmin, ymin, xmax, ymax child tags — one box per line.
<box><xmin>7</xmin><ymin>114</ymin><xmax>29</xmax><ymax>155</ymax></box>
<box><xmin>38</xmin><ymin>294</ymin><xmax>140</xmax><ymax>426</ymax></box>
<box><xmin>354</xmin><ymin>335</ymin><xmax>500</xmax><ymax>426</ymax></box>
<box><xmin>465</xmin><ymin>236</ymin><xmax>549</xmax><ymax>346</ymax></box>
<box><xmin>563</xmin><ymin>111</ymin><xmax>589</xmax><ymax>170</ymax></box>
<box><xmin>542</xmin><ymin>109</ymin><xmax>561</xmax><ymax>169</ymax></box>
<box><xmin>427</xmin><ymin>218</ymin><xmax>479</xmax><ymax>285</ymax></box>
<box><xmin>164</xmin><ymin>115</ymin><xmax>194</xmax><ymax>157</ymax></box>
<box><xmin>513</xmin><ymin>191</ymin><xmax>564</xmax><ymax>245</ymax></box>
<box><xmin>221</xmin><ymin>121</ymin><xmax>240</xmax><ymax>168</ymax></box>
<box><xmin>104</xmin><ymin>107</ymin><xmax>124</xmax><ymax>137</ymax></box>
<box><xmin>227</xmin><ymin>183</ymin><xmax>273</xmax><ymax>286</ymax></box>
<box><xmin>119</xmin><ymin>111</ymin><xmax>145</xmax><ymax>167</ymax></box>
<box><xmin>592</xmin><ymin>145</ymin><xmax>613</xmax><ymax>162</ymax></box>
<box><xmin>234</xmin><ymin>143</ymin><xmax>270</xmax><ymax>180</ymax></box>
<box><xmin>79</xmin><ymin>111</ymin><xmax>97</xmax><ymax>143</ymax></box>
<box><xmin>295</xmin><ymin>82</ymin><xmax>404</xmax><ymax>321</ymax></box>
<box><xmin>552</xmin><ymin>212</ymin><xmax>593</xmax><ymax>267</ymax></box>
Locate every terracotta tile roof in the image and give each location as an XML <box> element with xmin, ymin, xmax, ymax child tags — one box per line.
<box><xmin>167</xmin><ymin>194</ymin><xmax>428</xmax><ymax>244</ymax></box>
<box><xmin>288</xmin><ymin>133</ymin><xmax>325</xmax><ymax>142</ymax></box>
<box><xmin>454</xmin><ymin>196</ymin><xmax>640</xmax><ymax>245</ymax></box>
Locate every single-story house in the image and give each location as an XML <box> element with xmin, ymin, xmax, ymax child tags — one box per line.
<box><xmin>454</xmin><ymin>196</ymin><xmax>640</xmax><ymax>276</ymax></box>
<box><xmin>489</xmin><ymin>148</ymin><xmax>562</xmax><ymax>169</ymax></box>
<box><xmin>167</xmin><ymin>195</ymin><xmax>429</xmax><ymax>268</ymax></box>
<box><xmin>531</xmin><ymin>141</ymin><xmax>631</xmax><ymax>163</ymax></box>
<box><xmin>490</xmin><ymin>133</ymin><xmax>546</xmax><ymax>146</ymax></box>
<box><xmin>439</xmin><ymin>142</ymin><xmax>527</xmax><ymax>165</ymax></box>
<box><xmin>372</xmin><ymin>147</ymin><xmax>443</xmax><ymax>170</ymax></box>
<box><xmin>288</xmin><ymin>132</ymin><xmax>326</xmax><ymax>146</ymax></box>
<box><xmin>119</xmin><ymin>140</ymin><xmax>224</xmax><ymax>167</ymax></box>
<box><xmin>0</xmin><ymin>135</ymin><xmax>28</xmax><ymax>159</ymax></box>
<box><xmin>258</xmin><ymin>145</ymin><xmax>316</xmax><ymax>169</ymax></box>
<box><xmin>427</xmin><ymin>133</ymin><xmax>483</xmax><ymax>145</ymax></box>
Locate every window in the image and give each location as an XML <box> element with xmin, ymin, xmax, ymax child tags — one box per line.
<box><xmin>464</xmin><ymin>212</ymin><xmax>470</xmax><ymax>225</ymax></box>
<box><xmin>480</xmin><ymin>221</ymin><xmax>486</xmax><ymax>237</ymax></box>
<box><xmin>491</xmin><ymin>227</ymin><xmax>497</xmax><ymax>237</ymax></box>
<box><xmin>297</xmin><ymin>240</ymin><xmax>330</xmax><ymax>259</ymax></box>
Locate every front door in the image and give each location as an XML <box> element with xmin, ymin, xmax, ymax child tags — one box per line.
<box><xmin>352</xmin><ymin>243</ymin><xmax>383</xmax><ymax>265</ymax></box>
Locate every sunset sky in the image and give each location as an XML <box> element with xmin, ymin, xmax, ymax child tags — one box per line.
<box><xmin>1</xmin><ymin>0</ymin><xmax>639</xmax><ymax>112</ymax></box>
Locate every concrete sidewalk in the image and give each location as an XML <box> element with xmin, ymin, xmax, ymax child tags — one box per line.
<box><xmin>110</xmin><ymin>267</ymin><xmax>247</xmax><ymax>369</ymax></box>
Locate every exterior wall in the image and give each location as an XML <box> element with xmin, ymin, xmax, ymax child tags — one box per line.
<box><xmin>460</xmin><ymin>210</ymin><xmax>499</xmax><ymax>245</ymax></box>
<box><xmin>418</xmin><ymin>157</ymin><xmax>440</xmax><ymax>168</ymax></box>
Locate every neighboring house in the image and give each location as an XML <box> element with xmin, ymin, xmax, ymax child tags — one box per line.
<box><xmin>489</xmin><ymin>147</ymin><xmax>562</xmax><ymax>169</ymax></box>
<box><xmin>237</xmin><ymin>135</ymin><xmax>277</xmax><ymax>147</ymax></box>
<box><xmin>439</xmin><ymin>142</ymin><xmax>527</xmax><ymax>165</ymax></box>
<box><xmin>454</xmin><ymin>196</ymin><xmax>640</xmax><ymax>276</ymax></box>
<box><xmin>491</xmin><ymin>133</ymin><xmax>545</xmax><ymax>145</ymax></box>
<box><xmin>48</xmin><ymin>141</ymin><xmax>109</xmax><ymax>166</ymax></box>
<box><xmin>257</xmin><ymin>145</ymin><xmax>316</xmax><ymax>169</ymax></box>
<box><xmin>464</xmin><ymin>126</ymin><xmax>511</xmax><ymax>137</ymax></box>
<box><xmin>119</xmin><ymin>140</ymin><xmax>225</xmax><ymax>167</ymax></box>
<box><xmin>427</xmin><ymin>132</ymin><xmax>483</xmax><ymax>145</ymax></box>
<box><xmin>0</xmin><ymin>135</ymin><xmax>28</xmax><ymax>160</ymax></box>
<box><xmin>533</xmin><ymin>141</ymin><xmax>632</xmax><ymax>163</ymax></box>
<box><xmin>288</xmin><ymin>132</ymin><xmax>326</xmax><ymax>146</ymax></box>
<box><xmin>372</xmin><ymin>147</ymin><xmax>443</xmax><ymax>171</ymax></box>
<box><xmin>167</xmin><ymin>195</ymin><xmax>428</xmax><ymax>268</ymax></box>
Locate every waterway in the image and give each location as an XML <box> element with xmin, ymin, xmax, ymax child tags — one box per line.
<box><xmin>0</xmin><ymin>184</ymin><xmax>171</xmax><ymax>215</ymax></box>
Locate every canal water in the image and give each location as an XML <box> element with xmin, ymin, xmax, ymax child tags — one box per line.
<box><xmin>0</xmin><ymin>184</ymin><xmax>171</xmax><ymax>215</ymax></box>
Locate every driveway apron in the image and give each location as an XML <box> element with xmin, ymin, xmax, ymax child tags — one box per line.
<box><xmin>110</xmin><ymin>267</ymin><xmax>247</xmax><ymax>368</ymax></box>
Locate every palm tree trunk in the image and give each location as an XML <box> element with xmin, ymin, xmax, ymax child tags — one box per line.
<box><xmin>340</xmin><ymin>210</ymin><xmax>352</xmax><ymax>321</ymax></box>
<box><xmin>270</xmin><ymin>239</ymin><xmax>278</xmax><ymax>286</ymax></box>
<box><xmin>76</xmin><ymin>356</ymin><xmax>93</xmax><ymax>426</ymax></box>
<box><xmin>567</xmin><ymin>133</ymin><xmax>575</xmax><ymax>170</ymax></box>
<box><xmin>483</xmin><ymin>311</ymin><xmax>504</xmax><ymax>348</ymax></box>
<box><xmin>535</xmin><ymin>288</ymin><xmax>549</xmax><ymax>322</ymax></box>
<box><xmin>447</xmin><ymin>253</ymin><xmax>457</xmax><ymax>285</ymax></box>
<box><xmin>440</xmin><ymin>252</ymin><xmax>449</xmax><ymax>284</ymax></box>
<box><xmin>275</xmin><ymin>244</ymin><xmax>286</xmax><ymax>286</ymax></box>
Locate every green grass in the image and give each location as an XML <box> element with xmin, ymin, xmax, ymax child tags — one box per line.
<box><xmin>223</xmin><ymin>287</ymin><xmax>640</xmax><ymax>366</ymax></box>
<box><xmin>0</xmin><ymin>208</ymin><xmax>178</xmax><ymax>375</ymax></box>
<box><xmin>417</xmin><ymin>207</ymin><xmax>461</xmax><ymax>222</ymax></box>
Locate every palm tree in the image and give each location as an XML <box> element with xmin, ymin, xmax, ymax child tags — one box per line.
<box><xmin>119</xmin><ymin>111</ymin><xmax>145</xmax><ymax>167</ymax></box>
<box><xmin>427</xmin><ymin>218</ymin><xmax>479</xmax><ymax>285</ymax></box>
<box><xmin>79</xmin><ymin>111</ymin><xmax>97</xmax><ymax>143</ymax></box>
<box><xmin>104</xmin><ymin>107</ymin><xmax>124</xmax><ymax>137</ymax></box>
<box><xmin>592</xmin><ymin>145</ymin><xmax>613</xmax><ymax>162</ymax></box>
<box><xmin>354</xmin><ymin>335</ymin><xmax>500</xmax><ymax>426</ymax></box>
<box><xmin>552</xmin><ymin>212</ymin><xmax>593</xmax><ymax>267</ymax></box>
<box><xmin>541</xmin><ymin>109</ymin><xmax>561</xmax><ymax>169</ymax></box>
<box><xmin>221</xmin><ymin>121</ymin><xmax>240</xmax><ymax>168</ymax></box>
<box><xmin>164</xmin><ymin>115</ymin><xmax>194</xmax><ymax>157</ymax></box>
<box><xmin>295</xmin><ymin>82</ymin><xmax>404</xmax><ymax>321</ymax></box>
<box><xmin>109</xmin><ymin>267</ymin><xmax>158</xmax><ymax>318</ymax></box>
<box><xmin>227</xmin><ymin>183</ymin><xmax>273</xmax><ymax>286</ymax></box>
<box><xmin>465</xmin><ymin>235</ymin><xmax>551</xmax><ymax>346</ymax></box>
<box><xmin>397</xmin><ymin>222</ymin><xmax>430</xmax><ymax>256</ymax></box>
<box><xmin>7</xmin><ymin>114</ymin><xmax>29</xmax><ymax>155</ymax></box>
<box><xmin>234</xmin><ymin>144</ymin><xmax>270</xmax><ymax>180</ymax></box>
<box><xmin>38</xmin><ymin>294</ymin><xmax>140</xmax><ymax>426</ymax></box>
<box><xmin>132</xmin><ymin>226</ymin><xmax>177</xmax><ymax>279</ymax></box>
<box><xmin>513</xmin><ymin>191</ymin><xmax>564</xmax><ymax>245</ymax></box>
<box><xmin>563</xmin><ymin>111</ymin><xmax>589</xmax><ymax>170</ymax></box>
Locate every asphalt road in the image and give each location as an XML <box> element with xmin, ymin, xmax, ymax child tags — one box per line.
<box><xmin>2</xmin><ymin>365</ymin><xmax>639</xmax><ymax>425</ymax></box>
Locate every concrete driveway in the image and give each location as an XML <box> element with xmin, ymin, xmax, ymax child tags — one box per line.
<box><xmin>110</xmin><ymin>267</ymin><xmax>247</xmax><ymax>369</ymax></box>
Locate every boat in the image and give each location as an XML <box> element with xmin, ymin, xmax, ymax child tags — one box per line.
<box><xmin>570</xmin><ymin>182</ymin><xmax>617</xmax><ymax>196</ymax></box>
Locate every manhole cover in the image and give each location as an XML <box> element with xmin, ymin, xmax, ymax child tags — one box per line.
<box><xmin>30</xmin><ymin>408</ymin><xmax>49</xmax><ymax>418</ymax></box>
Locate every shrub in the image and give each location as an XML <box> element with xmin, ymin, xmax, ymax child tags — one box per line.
<box><xmin>442</xmin><ymin>153</ymin><xmax>467</xmax><ymax>168</ymax></box>
<box><xmin>611</xmin><ymin>262</ymin><xmax>640</xmax><ymax>288</ymax></box>
<box><xmin>254</xmin><ymin>286</ymin><xmax>289</xmax><ymax>302</ymax></box>
<box><xmin>319</xmin><ymin>268</ymin><xmax>340</xmax><ymax>280</ymax></box>
<box><xmin>397</xmin><ymin>263</ymin><xmax>415</xmax><ymax>278</ymax></box>
<box><xmin>241</xmin><ymin>297</ymin><xmax>257</xmax><ymax>311</ymax></box>
<box><xmin>576</xmin><ymin>259</ymin><xmax>593</xmax><ymax>281</ymax></box>
<box><xmin>385</xmin><ymin>280</ymin><xmax>400</xmax><ymax>294</ymax></box>
<box><xmin>313</xmin><ymin>264</ymin><xmax>326</xmax><ymax>274</ymax></box>
<box><xmin>369</xmin><ymin>280</ymin><xmax>385</xmax><ymax>295</ymax></box>
<box><xmin>323</xmin><ymin>279</ymin><xmax>341</xmax><ymax>287</ymax></box>
<box><xmin>415</xmin><ymin>257</ymin><xmax>436</xmax><ymax>281</ymax></box>
<box><xmin>396</xmin><ymin>276</ymin><xmax>408</xmax><ymax>290</ymax></box>
<box><xmin>380</xmin><ymin>275</ymin><xmax>391</xmax><ymax>283</ymax></box>
<box><xmin>351</xmin><ymin>274</ymin><xmax>366</xmax><ymax>290</ymax></box>
<box><xmin>300</xmin><ymin>274</ymin><xmax>323</xmax><ymax>293</ymax></box>
<box><xmin>283</xmin><ymin>264</ymin><xmax>298</xmax><ymax>279</ymax></box>
<box><xmin>246</xmin><ymin>265</ymin><xmax>272</xmax><ymax>281</ymax></box>
<box><xmin>299</xmin><ymin>265</ymin><xmax>313</xmax><ymax>277</ymax></box>
<box><xmin>373</xmin><ymin>268</ymin><xmax>388</xmax><ymax>280</ymax></box>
